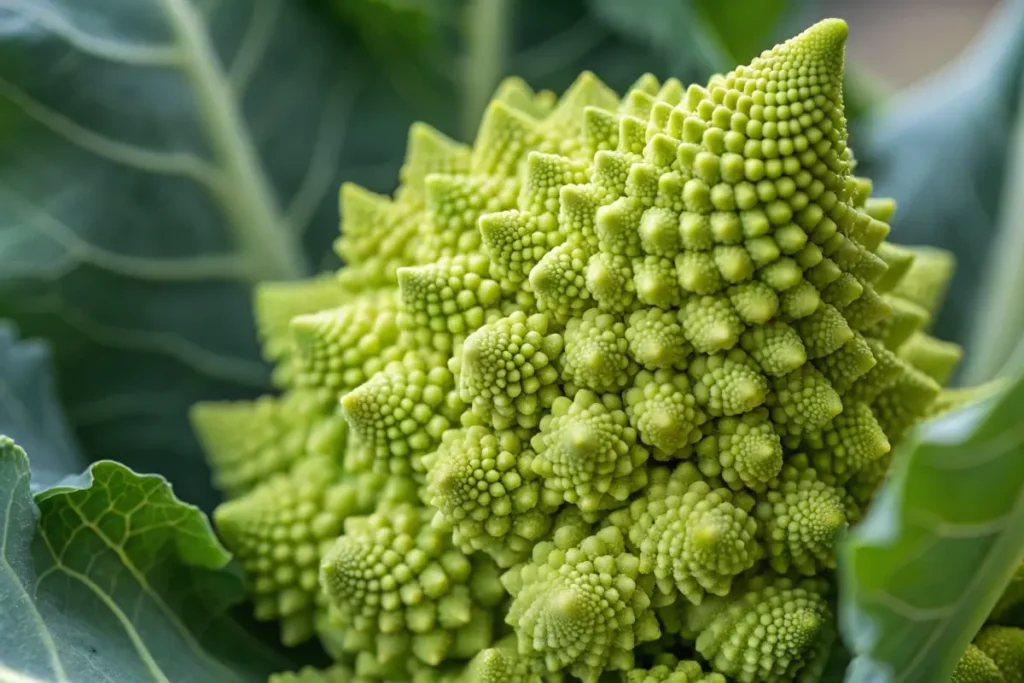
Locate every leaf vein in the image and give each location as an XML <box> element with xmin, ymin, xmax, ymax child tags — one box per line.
<box><xmin>227</xmin><ymin>0</ymin><xmax>281</xmax><ymax>96</ymax></box>
<box><xmin>55</xmin><ymin>494</ymin><xmax>245</xmax><ymax>682</ymax></box>
<box><xmin>0</xmin><ymin>79</ymin><xmax>220</xmax><ymax>184</ymax></box>
<box><xmin>0</xmin><ymin>1</ymin><xmax>181</xmax><ymax>66</ymax></box>
<box><xmin>285</xmin><ymin>78</ymin><xmax>360</xmax><ymax>236</ymax></box>
<box><xmin>0</xmin><ymin>459</ymin><xmax>66</xmax><ymax>681</ymax></box>
<box><xmin>0</xmin><ymin>183</ymin><xmax>254</xmax><ymax>282</ymax></box>
<box><xmin>5</xmin><ymin>291</ymin><xmax>269</xmax><ymax>387</ymax></box>
<box><xmin>923</xmin><ymin>418</ymin><xmax>1024</xmax><ymax>470</ymax></box>
<box><xmin>892</xmin><ymin>468</ymin><xmax>1024</xmax><ymax>682</ymax></box>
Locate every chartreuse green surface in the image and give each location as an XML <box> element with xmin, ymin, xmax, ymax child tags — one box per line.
<box><xmin>190</xmin><ymin>19</ymin><xmax>1024</xmax><ymax>683</ymax></box>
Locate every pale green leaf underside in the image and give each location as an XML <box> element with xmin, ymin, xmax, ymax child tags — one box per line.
<box><xmin>0</xmin><ymin>322</ymin><xmax>83</xmax><ymax>491</ymax></box>
<box><xmin>840</xmin><ymin>376</ymin><xmax>1024</xmax><ymax>683</ymax></box>
<box><xmin>0</xmin><ymin>441</ymin><xmax>289</xmax><ymax>682</ymax></box>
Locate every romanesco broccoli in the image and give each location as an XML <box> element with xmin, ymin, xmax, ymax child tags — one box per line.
<box><xmin>189</xmin><ymin>18</ymin><xmax>989</xmax><ymax>682</ymax></box>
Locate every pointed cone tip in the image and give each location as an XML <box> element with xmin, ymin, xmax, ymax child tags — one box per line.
<box><xmin>479</xmin><ymin>213</ymin><xmax>511</xmax><ymax>243</ymax></box>
<box><xmin>433</xmin><ymin>467</ymin><xmax>461</xmax><ymax>498</ymax></box>
<box><xmin>822</xmin><ymin>506</ymin><xmax>847</xmax><ymax>534</ymax></box>
<box><xmin>396</xmin><ymin>266</ymin><xmax>424</xmax><ymax>293</ymax></box>
<box><xmin>550</xmin><ymin>588</ymin><xmax>585</xmax><ymax>621</ymax></box>
<box><xmin>289</xmin><ymin>314</ymin><xmax>324</xmax><ymax>351</ymax></box>
<box><xmin>790</xmin><ymin>18</ymin><xmax>848</xmax><ymax>67</ymax></box>
<box><xmin>691</xmin><ymin>520</ymin><xmax>724</xmax><ymax>549</ymax></box>
<box><xmin>407</xmin><ymin>120</ymin><xmax>460</xmax><ymax>154</ymax></box>
<box><xmin>807</xmin><ymin>18</ymin><xmax>849</xmax><ymax>42</ymax></box>
<box><xmin>736</xmin><ymin>379</ymin><xmax>766</xmax><ymax>405</ymax></box>
<box><xmin>212</xmin><ymin>501</ymin><xmax>246</xmax><ymax>540</ymax></box>
<box><xmin>529</xmin><ymin>262</ymin><xmax>554</xmax><ymax>291</ymax></box>
<box><xmin>565</xmin><ymin>423</ymin><xmax>600</xmax><ymax>456</ymax></box>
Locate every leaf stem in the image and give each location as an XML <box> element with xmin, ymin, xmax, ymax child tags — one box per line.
<box><xmin>461</xmin><ymin>0</ymin><xmax>513</xmax><ymax>141</ymax></box>
<box><xmin>159</xmin><ymin>0</ymin><xmax>308</xmax><ymax>281</ymax></box>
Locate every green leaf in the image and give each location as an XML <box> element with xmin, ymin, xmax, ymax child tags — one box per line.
<box><xmin>316</xmin><ymin>0</ymin><xmax>440</xmax><ymax>50</ymax></box>
<box><xmin>0</xmin><ymin>437</ymin><xmax>291</xmax><ymax>682</ymax></box>
<box><xmin>693</xmin><ymin>0</ymin><xmax>788</xmax><ymax>64</ymax></box>
<box><xmin>0</xmin><ymin>1</ymin><xmax>423</xmax><ymax>510</ymax></box>
<box><xmin>839</xmin><ymin>374</ymin><xmax>1024</xmax><ymax>683</ymax></box>
<box><xmin>856</xmin><ymin>0</ymin><xmax>1024</xmax><ymax>364</ymax></box>
<box><xmin>0</xmin><ymin>322</ymin><xmax>84</xmax><ymax>491</ymax></box>
<box><xmin>819</xmin><ymin>641</ymin><xmax>853</xmax><ymax>683</ymax></box>
<box><xmin>586</xmin><ymin>0</ymin><xmax>729</xmax><ymax>80</ymax></box>
<box><xmin>965</xmin><ymin>64</ymin><xmax>1024</xmax><ymax>383</ymax></box>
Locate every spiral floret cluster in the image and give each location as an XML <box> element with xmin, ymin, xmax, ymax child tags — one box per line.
<box><xmin>190</xmin><ymin>19</ymin><xmax>978</xmax><ymax>683</ymax></box>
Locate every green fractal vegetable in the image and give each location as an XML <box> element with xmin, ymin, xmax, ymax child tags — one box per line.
<box><xmin>190</xmin><ymin>19</ymin><xmax>1024</xmax><ymax>682</ymax></box>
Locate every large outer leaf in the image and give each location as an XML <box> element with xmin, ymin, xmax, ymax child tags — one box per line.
<box><xmin>965</xmin><ymin>64</ymin><xmax>1024</xmax><ymax>383</ymax></box>
<box><xmin>0</xmin><ymin>439</ymin><xmax>290</xmax><ymax>682</ymax></box>
<box><xmin>0</xmin><ymin>0</ymin><xmax>419</xmax><ymax>509</ymax></box>
<box><xmin>839</xmin><ymin>375</ymin><xmax>1024</xmax><ymax>683</ymax></box>
<box><xmin>856</xmin><ymin>0</ymin><xmax>1024</xmax><ymax>361</ymax></box>
<box><xmin>0</xmin><ymin>322</ymin><xmax>83</xmax><ymax>491</ymax></box>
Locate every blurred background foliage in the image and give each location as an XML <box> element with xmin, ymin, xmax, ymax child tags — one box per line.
<box><xmin>0</xmin><ymin>0</ymin><xmax>1018</xmax><ymax>511</ymax></box>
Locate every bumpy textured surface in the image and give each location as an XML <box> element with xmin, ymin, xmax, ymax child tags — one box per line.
<box><xmin>951</xmin><ymin>644</ymin><xmax>1006</xmax><ymax>683</ymax></box>
<box><xmin>318</xmin><ymin>502</ymin><xmax>505</xmax><ymax>667</ymax></box>
<box><xmin>953</xmin><ymin>566</ymin><xmax>1024</xmax><ymax>683</ymax></box>
<box><xmin>626</xmin><ymin>655</ymin><xmax>727</xmax><ymax>682</ymax></box>
<box><xmin>189</xmin><ymin>19</ymin><xmax>971</xmax><ymax>683</ymax></box>
<box><xmin>267</xmin><ymin>665</ymin><xmax>354</xmax><ymax>683</ymax></box>
<box><xmin>685</xmin><ymin>576</ymin><xmax>834</xmax><ymax>683</ymax></box>
<box><xmin>213</xmin><ymin>457</ymin><xmax>401</xmax><ymax>645</ymax></box>
<box><xmin>974</xmin><ymin>626</ymin><xmax>1024</xmax><ymax>683</ymax></box>
<box><xmin>503</xmin><ymin>526</ymin><xmax>660</xmax><ymax>682</ymax></box>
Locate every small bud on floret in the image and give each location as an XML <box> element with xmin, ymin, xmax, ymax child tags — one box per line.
<box><xmin>626</xmin><ymin>308</ymin><xmax>692</xmax><ymax>370</ymax></box>
<box><xmin>624</xmin><ymin>471</ymin><xmax>760</xmax><ymax>605</ymax></box>
<box><xmin>755</xmin><ymin>466</ymin><xmax>849</xmax><ymax>575</ymax></box>
<box><xmin>561</xmin><ymin>309</ymin><xmax>636</xmax><ymax>393</ymax></box>
<box><xmin>319</xmin><ymin>503</ymin><xmax>504</xmax><ymax>668</ymax></box>
<box><xmin>504</xmin><ymin>527</ymin><xmax>660</xmax><ymax>682</ymax></box>
<box><xmin>625</xmin><ymin>370</ymin><xmax>708</xmax><ymax>455</ymax></box>
<box><xmin>688</xmin><ymin>575</ymin><xmax>835</xmax><ymax>683</ymax></box>
<box><xmin>426</xmin><ymin>426</ymin><xmax>557</xmax><ymax>567</ymax></box>
<box><xmin>951</xmin><ymin>644</ymin><xmax>1006</xmax><ymax>683</ymax></box>
<box><xmin>342</xmin><ymin>355</ymin><xmax>464</xmax><ymax>475</ymax></box>
<box><xmin>214</xmin><ymin>458</ymin><xmax>397</xmax><ymax>645</ymax></box>
<box><xmin>532</xmin><ymin>391</ymin><xmax>649</xmax><ymax>511</ymax></box>
<box><xmin>458</xmin><ymin>312</ymin><xmax>564</xmax><ymax>429</ymax></box>
<box><xmin>696</xmin><ymin>409</ymin><xmax>783</xmax><ymax>490</ymax></box>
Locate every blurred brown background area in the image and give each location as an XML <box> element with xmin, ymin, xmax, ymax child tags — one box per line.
<box><xmin>820</xmin><ymin>0</ymin><xmax>1002</xmax><ymax>87</ymax></box>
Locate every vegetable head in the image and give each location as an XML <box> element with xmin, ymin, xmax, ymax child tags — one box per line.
<box><xmin>192</xmin><ymin>18</ymin><xmax>969</xmax><ymax>682</ymax></box>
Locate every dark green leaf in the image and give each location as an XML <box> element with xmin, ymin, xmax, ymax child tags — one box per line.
<box><xmin>694</xmin><ymin>0</ymin><xmax>788</xmax><ymax>64</ymax></box>
<box><xmin>822</xmin><ymin>642</ymin><xmax>852</xmax><ymax>683</ymax></box>
<box><xmin>855</xmin><ymin>0</ymin><xmax>1024</xmax><ymax>365</ymax></box>
<box><xmin>0</xmin><ymin>322</ymin><xmax>84</xmax><ymax>491</ymax></box>
<box><xmin>839</xmin><ymin>374</ymin><xmax>1024</xmax><ymax>682</ymax></box>
<box><xmin>0</xmin><ymin>438</ymin><xmax>291</xmax><ymax>682</ymax></box>
<box><xmin>586</xmin><ymin>0</ymin><xmax>728</xmax><ymax>81</ymax></box>
<box><xmin>0</xmin><ymin>0</ymin><xmax>423</xmax><ymax>510</ymax></box>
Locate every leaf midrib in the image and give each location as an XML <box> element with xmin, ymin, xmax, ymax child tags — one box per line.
<box><xmin>158</xmin><ymin>0</ymin><xmax>308</xmax><ymax>283</ymax></box>
<box><xmin>0</xmin><ymin>450</ymin><xmax>66</xmax><ymax>682</ymax></box>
